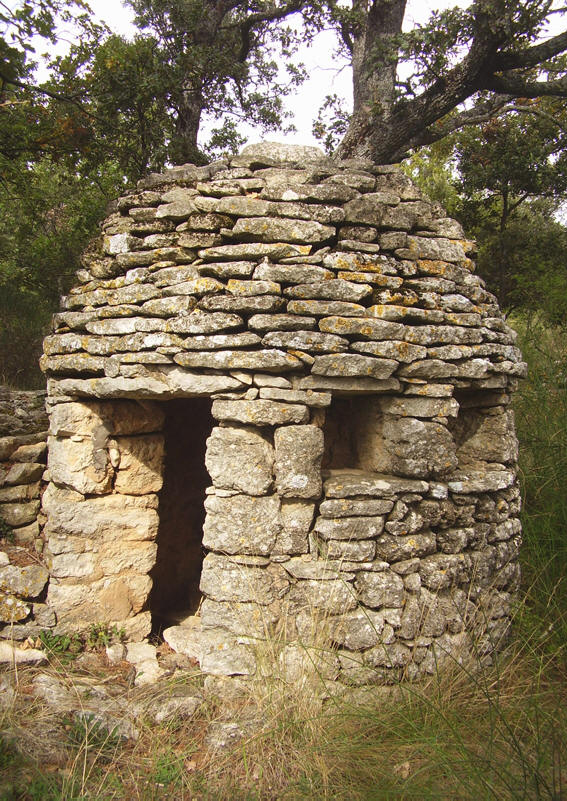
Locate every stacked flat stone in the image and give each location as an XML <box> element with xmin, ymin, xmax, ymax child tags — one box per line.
<box><xmin>0</xmin><ymin>387</ymin><xmax>49</xmax><ymax>633</ymax></box>
<box><xmin>39</xmin><ymin>142</ymin><xmax>526</xmax><ymax>683</ymax></box>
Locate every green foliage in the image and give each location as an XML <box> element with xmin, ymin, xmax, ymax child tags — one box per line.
<box><xmin>85</xmin><ymin>623</ymin><xmax>126</xmax><ymax>651</ymax></box>
<box><xmin>514</xmin><ymin>317</ymin><xmax>567</xmax><ymax>663</ymax></box>
<box><xmin>0</xmin><ymin>159</ymin><xmax>123</xmax><ymax>387</ymax></box>
<box><xmin>64</xmin><ymin>712</ymin><xmax>123</xmax><ymax>758</ymax></box>
<box><xmin>312</xmin><ymin>94</ymin><xmax>350</xmax><ymax>155</ymax></box>
<box><xmin>0</xmin><ymin>519</ymin><xmax>14</xmax><ymax>543</ymax></box>
<box><xmin>39</xmin><ymin>629</ymin><xmax>83</xmax><ymax>660</ymax></box>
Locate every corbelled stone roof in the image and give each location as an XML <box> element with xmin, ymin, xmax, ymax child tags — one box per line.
<box><xmin>40</xmin><ymin>141</ymin><xmax>526</xmax><ymax>400</ymax></box>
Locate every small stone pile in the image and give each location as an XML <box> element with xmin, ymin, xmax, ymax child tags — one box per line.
<box><xmin>0</xmin><ymin>386</ymin><xmax>50</xmax><ymax>643</ymax></box>
<box><xmin>37</xmin><ymin>142</ymin><xmax>526</xmax><ymax>685</ymax></box>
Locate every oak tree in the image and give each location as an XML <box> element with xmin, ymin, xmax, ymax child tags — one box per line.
<box><xmin>329</xmin><ymin>0</ymin><xmax>567</xmax><ymax>163</ymax></box>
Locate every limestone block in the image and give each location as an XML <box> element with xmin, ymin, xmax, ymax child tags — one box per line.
<box><xmin>161</xmin><ymin>278</ymin><xmax>224</xmax><ymax>297</ymax></box>
<box><xmin>140</xmin><ymin>296</ymin><xmax>197</xmax><ymax>317</ymax></box>
<box><xmin>0</xmin><ymin>501</ymin><xmax>40</xmax><ymax>527</ymax></box>
<box><xmin>212</xmin><ymin>399</ymin><xmax>309</xmax><ymax>426</ymax></box>
<box><xmin>42</xmin><ymin>483</ymin><xmax>159</xmax><ymax>541</ymax></box>
<box><xmin>364</xmin><ymin>641</ymin><xmax>411</xmax><ymax>669</ymax></box>
<box><xmin>181</xmin><ymin>333</ymin><xmax>261</xmax><ymax>350</ymax></box>
<box><xmin>403</xmin><ymin>325</ymin><xmax>483</xmax><ymax>346</ymax></box>
<box><xmin>281</xmin><ymin>556</ymin><xmax>350</xmax><ymax>580</ymax></box>
<box><xmin>248</xmin><ymin>314</ymin><xmax>317</xmax><ymax>332</ymax></box>
<box><xmin>354</xmin><ymin>571</ymin><xmax>404</xmax><ymax>608</ymax></box>
<box><xmin>404</xmin><ymin>236</ymin><xmax>468</xmax><ymax>263</ymax></box>
<box><xmin>205</xmin><ymin>426</ymin><xmax>274</xmax><ymax>495</ymax></box>
<box><xmin>11</xmin><ymin>441</ymin><xmax>47</xmax><ymax>463</ymax></box>
<box><xmin>274</xmin><ymin>499</ymin><xmax>314</xmax><ymax>554</ymax></box>
<box><xmin>49</xmin><ymin>400</ymin><xmax>165</xmax><ymax>437</ymax></box>
<box><xmin>12</xmin><ymin>521</ymin><xmax>40</xmax><ymax>543</ymax></box>
<box><xmin>289</xmin><ymin>578</ymin><xmax>357</xmax><ymax>614</ymax></box>
<box><xmin>287</xmin><ymin>300</ymin><xmax>366</xmax><ymax>318</ymax></box>
<box><xmin>323</xmin><ymin>470</ymin><xmax>429</xmax><ymax>498</ymax></box>
<box><xmin>200</xmin><ymin>554</ymin><xmax>277</xmax><ymax>604</ymax></box>
<box><xmin>200</xmin><ymin>598</ymin><xmax>278</xmax><ymax>637</ymax></box>
<box><xmin>0</xmin><ymin>564</ymin><xmax>48</xmax><ymax>598</ymax></box>
<box><xmin>48</xmin><ymin>436</ymin><xmax>113</xmax><ymax>495</ymax></box>
<box><xmin>262</xmin><ymin>331</ymin><xmax>348</xmax><ymax>353</ymax></box>
<box><xmin>324</xmin><ymin>539</ymin><xmax>376</xmax><ymax>561</ymax></box>
<box><xmin>312</xmin><ymin>354</ymin><xmax>398</xmax><ymax>379</ymax></box>
<box><xmin>368</xmin><ymin>305</ymin><xmax>445</xmax><ymax>325</ymax></box>
<box><xmin>199</xmin><ymin>294</ymin><xmax>285</xmax><ymax>314</ymax></box>
<box><xmin>278</xmin><ymin>643</ymin><xmax>340</xmax><ymax>684</ymax></box>
<box><xmin>261</xmin><ymin>183</ymin><xmax>357</xmax><ymax>204</ymax></box>
<box><xmin>259</xmin><ymin>388</ymin><xmax>331</xmax><ymax>407</ymax></box>
<box><xmin>200</xmin><ymin>629</ymin><xmax>257</xmax><ymax>676</ymax></box>
<box><xmin>298</xmin><ymin>375</ymin><xmax>400</xmax><ymax>393</ymax></box>
<box><xmin>253</xmin><ymin>263</ymin><xmax>333</xmax><ymax>284</ymax></box>
<box><xmin>285</xmin><ymin>279</ymin><xmax>372</xmax><ymax>303</ymax></box>
<box><xmin>152</xmin><ymin>265</ymin><xmax>199</xmax><ymax>286</ymax></box>
<box><xmin>113</xmin><ymin>434</ymin><xmax>164</xmax><ymax>495</ymax></box>
<box><xmin>163</xmin><ymin>620</ymin><xmax>202</xmax><ymax>659</ymax></box>
<box><xmin>198</xmin><ymin>261</ymin><xmax>255</xmax><ymax>279</ymax></box>
<box><xmin>419</xmin><ymin>553</ymin><xmax>471</xmax><ymax>590</ymax></box>
<box><xmin>381</xmin><ymin>397</ymin><xmax>459</xmax><ymax>418</ymax></box>
<box><xmin>457</xmin><ymin>410</ymin><xmax>518</xmax><ymax>465</ymax></box>
<box><xmin>96</xmin><ymin>540</ymin><xmax>157</xmax><ymax>576</ymax></box>
<box><xmin>199</xmin><ymin>243</ymin><xmax>311</xmax><ymax>261</ymax></box>
<box><xmin>436</xmin><ymin>527</ymin><xmax>469</xmax><ymax>554</ymax></box>
<box><xmin>48</xmin><ymin>574</ymin><xmax>152</xmax><ymax>625</ymax></box>
<box><xmin>375</xmin><ymin>532</ymin><xmax>436</xmax><ymax>562</ymax></box>
<box><xmin>216</xmin><ymin>196</ymin><xmax>270</xmax><ymax>216</ymax></box>
<box><xmin>352</xmin><ymin>340</ymin><xmax>427</xmax><ymax>363</ymax></box>
<box><xmin>155</xmin><ymin>196</ymin><xmax>198</xmax><ymax>220</ymax></box>
<box><xmin>274</xmin><ymin>425</ymin><xmax>323</xmax><ymax>499</ymax></box>
<box><xmin>319</xmin><ymin>498</ymin><xmax>394</xmax><ymax>518</ymax></box>
<box><xmin>315</xmin><ymin>516</ymin><xmax>385</xmax><ymax>541</ymax></box>
<box><xmin>203</xmin><ymin>494</ymin><xmax>281</xmax><ymax>555</ymax></box>
<box><xmin>447</xmin><ymin>470</ymin><xmax>516</xmax><ymax>494</ymax></box>
<box><xmin>4</xmin><ymin>462</ymin><xmax>44</xmax><ymax>485</ymax></box>
<box><xmin>174</xmin><ymin>349</ymin><xmax>301</xmax><ymax>372</ymax></box>
<box><xmin>0</xmin><ymin>592</ymin><xmax>30</xmax><ymax>622</ymax></box>
<box><xmin>231</xmin><ymin>216</ymin><xmax>334</xmax><ymax>244</ymax></box>
<box><xmin>325</xmin><ymin>607</ymin><xmax>386</xmax><ymax>650</ymax></box>
<box><xmin>49</xmin><ymin>370</ymin><xmax>243</xmax><ymax>400</ymax></box>
<box><xmin>383</xmin><ymin>417</ymin><xmax>458</xmax><ymax>479</ymax></box>
<box><xmin>0</xmin><ymin>642</ymin><xmax>46</xmax><ymax>665</ymax></box>
<box><xmin>319</xmin><ymin>316</ymin><xmax>404</xmax><ymax>340</ymax></box>
<box><xmin>46</xmin><ymin>549</ymin><xmax>96</xmax><ymax>579</ymax></box>
<box><xmin>226</xmin><ymin>279</ymin><xmax>281</xmax><ymax>297</ymax></box>
<box><xmin>236</xmin><ymin>141</ymin><xmax>326</xmax><ymax>166</ymax></box>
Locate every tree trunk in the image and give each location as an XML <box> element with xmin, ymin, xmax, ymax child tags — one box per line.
<box><xmin>172</xmin><ymin>85</ymin><xmax>207</xmax><ymax>165</ymax></box>
<box><xmin>336</xmin><ymin>0</ymin><xmax>407</xmax><ymax>161</ymax></box>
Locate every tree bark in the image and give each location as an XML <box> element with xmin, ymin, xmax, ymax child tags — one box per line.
<box><xmin>335</xmin><ymin>0</ymin><xmax>567</xmax><ymax>164</ymax></box>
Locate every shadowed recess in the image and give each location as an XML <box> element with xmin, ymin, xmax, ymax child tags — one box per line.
<box><xmin>149</xmin><ymin>397</ymin><xmax>212</xmax><ymax>633</ymax></box>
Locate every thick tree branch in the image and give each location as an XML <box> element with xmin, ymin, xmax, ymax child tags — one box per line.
<box><xmin>407</xmin><ymin>95</ymin><xmax>513</xmax><ymax>150</ymax></box>
<box><xmin>482</xmin><ymin>74</ymin><xmax>567</xmax><ymax>97</ymax></box>
<box><xmin>493</xmin><ymin>29</ymin><xmax>567</xmax><ymax>71</ymax></box>
<box><xmin>0</xmin><ymin>70</ymin><xmax>89</xmax><ymax>108</ymax></box>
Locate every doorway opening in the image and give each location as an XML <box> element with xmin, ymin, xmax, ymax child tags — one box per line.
<box><xmin>149</xmin><ymin>397</ymin><xmax>213</xmax><ymax>634</ymax></box>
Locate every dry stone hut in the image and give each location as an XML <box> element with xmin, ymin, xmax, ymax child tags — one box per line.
<box><xmin>39</xmin><ymin>142</ymin><xmax>526</xmax><ymax>684</ymax></box>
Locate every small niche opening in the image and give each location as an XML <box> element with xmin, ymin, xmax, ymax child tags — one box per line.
<box><xmin>322</xmin><ymin>396</ymin><xmax>390</xmax><ymax>472</ymax></box>
<box><xmin>149</xmin><ymin>398</ymin><xmax>212</xmax><ymax>633</ymax></box>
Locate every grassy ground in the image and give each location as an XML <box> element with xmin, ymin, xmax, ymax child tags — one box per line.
<box><xmin>1</xmin><ymin>317</ymin><xmax>566</xmax><ymax>801</ymax></box>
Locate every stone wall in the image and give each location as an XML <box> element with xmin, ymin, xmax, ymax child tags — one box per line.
<box><xmin>38</xmin><ymin>142</ymin><xmax>526</xmax><ymax>684</ymax></box>
<box><xmin>0</xmin><ymin>387</ymin><xmax>50</xmax><ymax>636</ymax></box>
